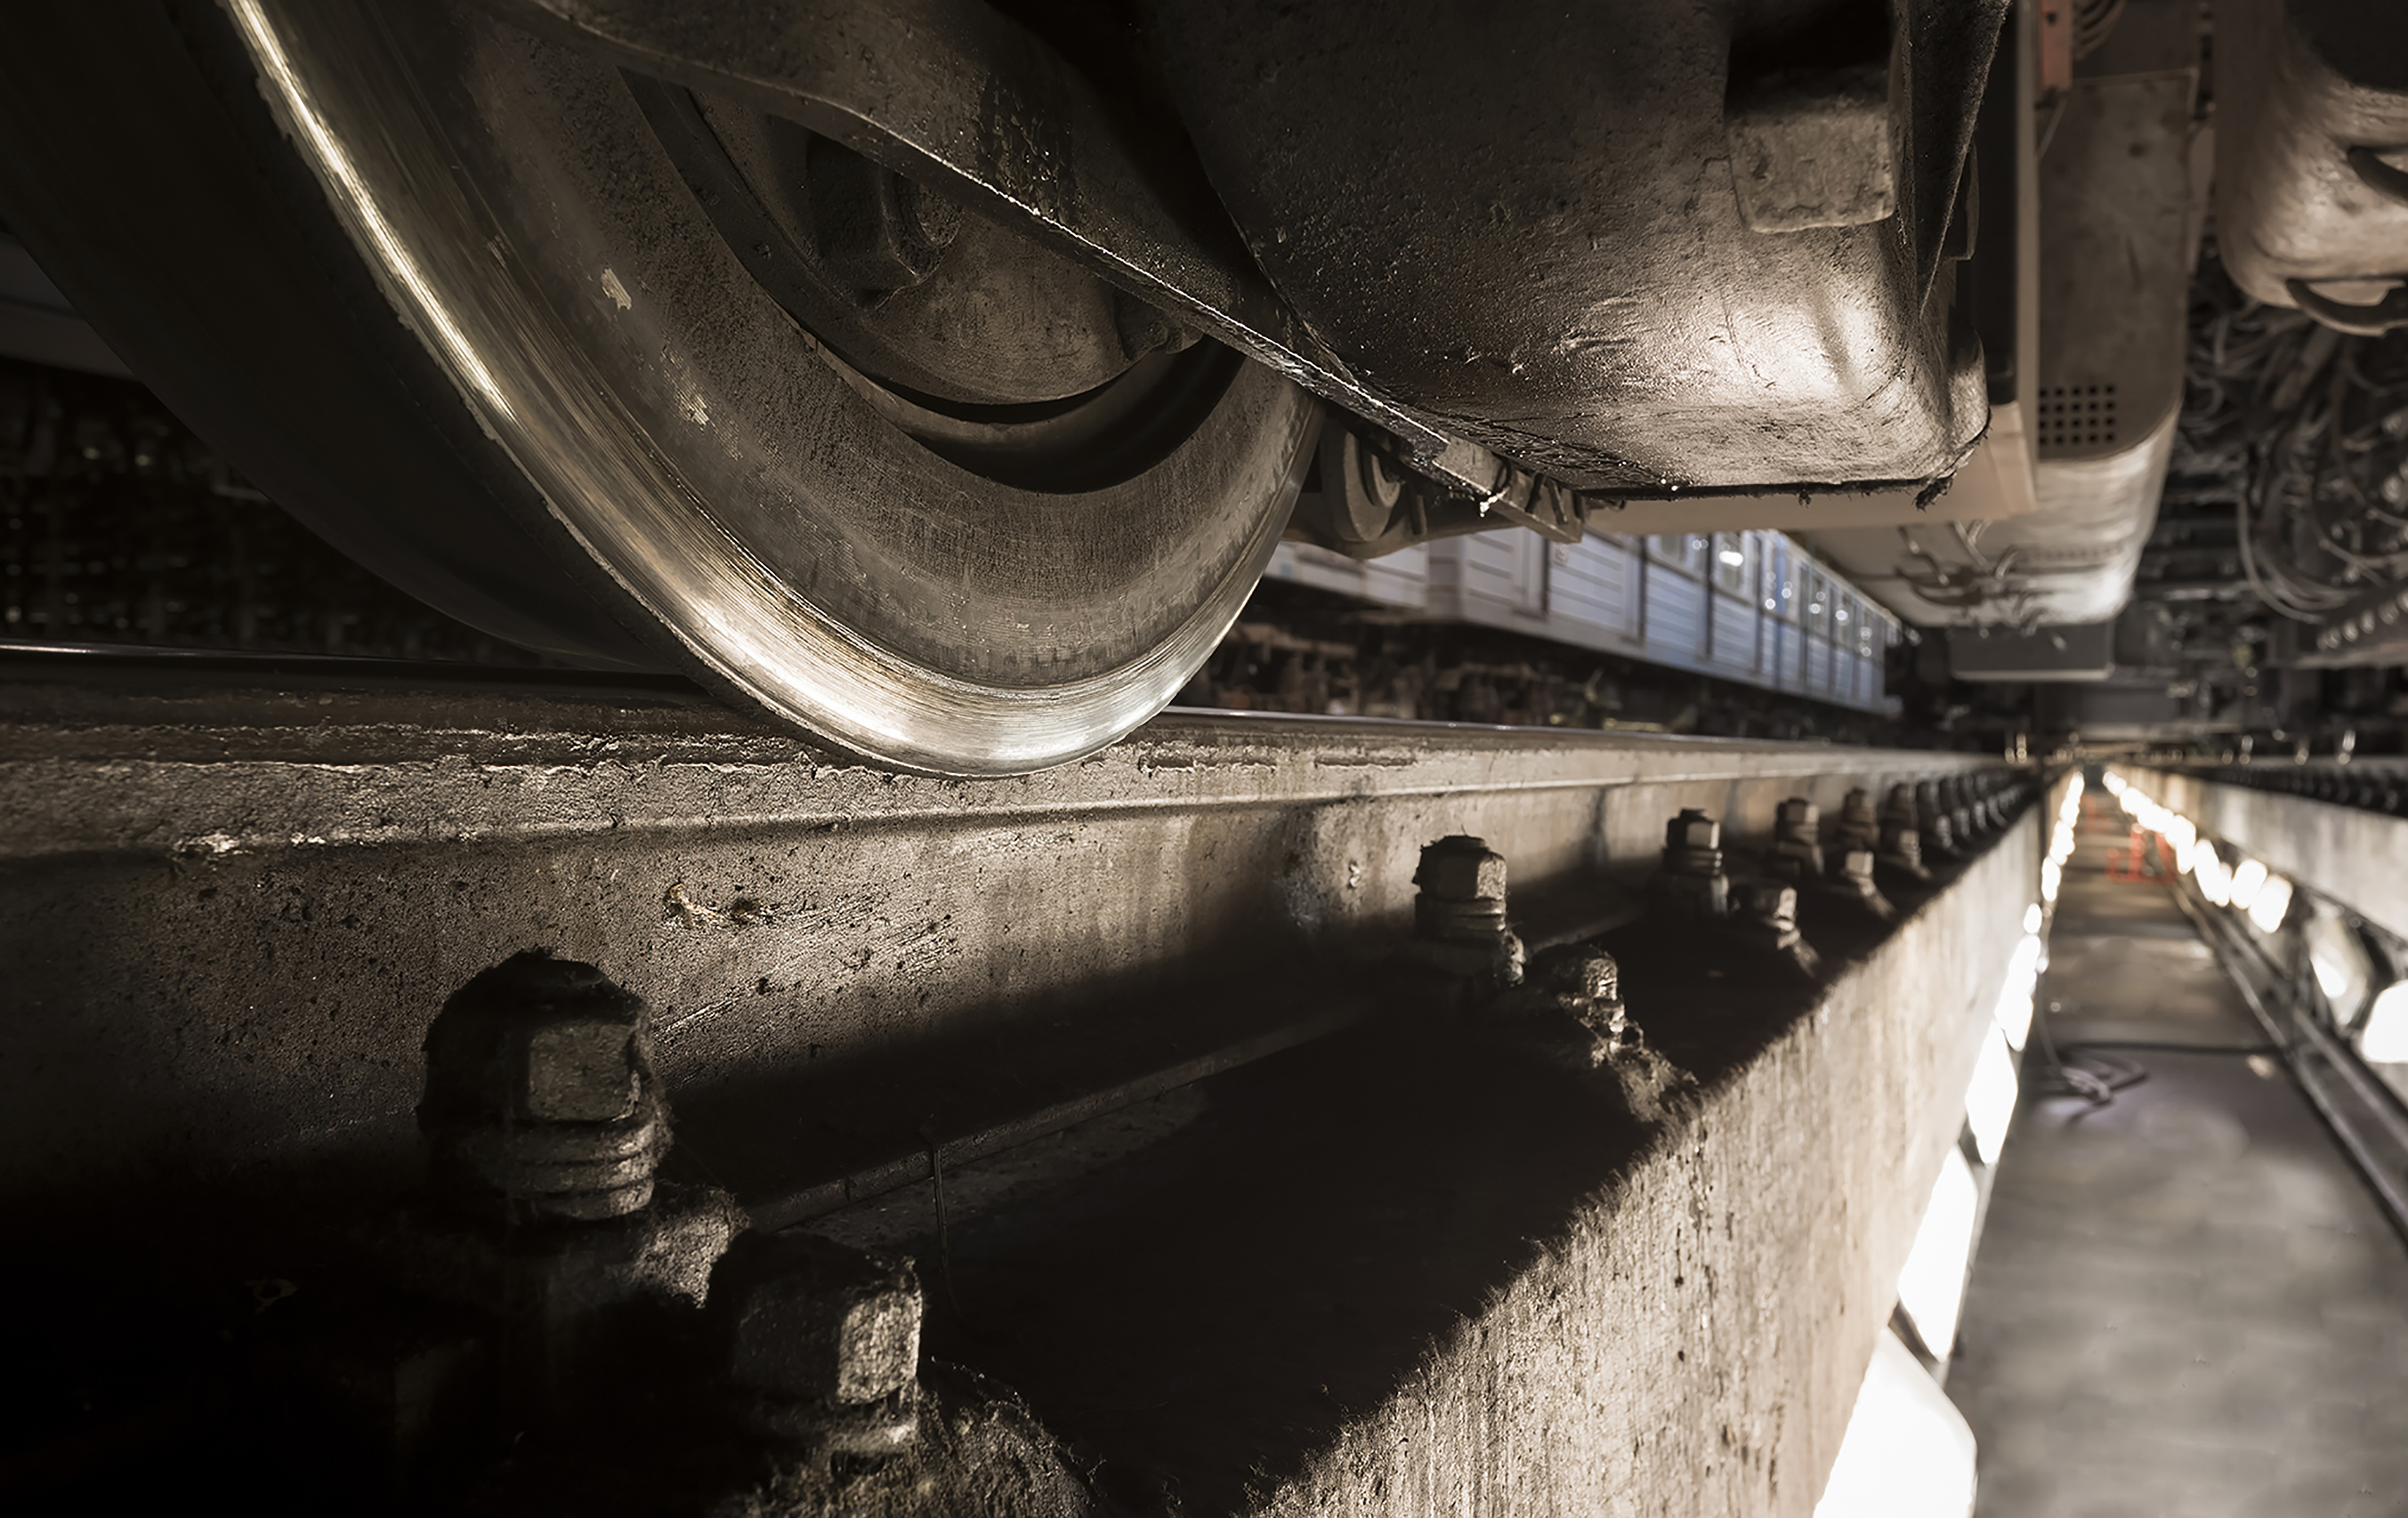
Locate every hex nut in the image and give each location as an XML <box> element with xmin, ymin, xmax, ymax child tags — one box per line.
<box><xmin>419</xmin><ymin>952</ymin><xmax>667</xmax><ymax>1224</ymax></box>
<box><xmin>1415</xmin><ymin>836</ymin><xmax>1508</xmax><ymax>902</ymax></box>
<box><xmin>1739</xmin><ymin>880</ymin><xmax>1798</xmax><ymax>929</ymax></box>
<box><xmin>1672</xmin><ymin>810</ymin><xmax>1721</xmax><ymax>851</ymax></box>
<box><xmin>715</xmin><ymin>1232</ymin><xmax>923</xmax><ymax>1407</ymax></box>
<box><xmin>523</xmin><ymin>1019</ymin><xmax>641</xmax><ymax>1124</ymax></box>
<box><xmin>1776</xmin><ymin>798</ymin><xmax>1819</xmax><ymax>831</ymax></box>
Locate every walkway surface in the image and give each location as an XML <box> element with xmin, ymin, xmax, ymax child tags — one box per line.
<box><xmin>1948</xmin><ymin>794</ymin><xmax>2408</xmax><ymax>1518</ymax></box>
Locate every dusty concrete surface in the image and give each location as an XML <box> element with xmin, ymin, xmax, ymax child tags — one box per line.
<box><xmin>1948</xmin><ymin>798</ymin><xmax>2408</xmax><ymax>1518</ymax></box>
<box><xmin>1243</xmin><ymin>824</ymin><xmax>2032</xmax><ymax>1518</ymax></box>
<box><xmin>804</xmin><ymin>811</ymin><xmax>2038</xmax><ymax>1516</ymax></box>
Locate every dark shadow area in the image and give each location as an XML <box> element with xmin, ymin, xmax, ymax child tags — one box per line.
<box><xmin>0</xmin><ymin>358</ymin><xmax>558</xmax><ymax>664</ymax></box>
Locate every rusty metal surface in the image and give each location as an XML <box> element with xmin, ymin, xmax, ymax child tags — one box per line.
<box><xmin>1124</xmin><ymin>0</ymin><xmax>2001</xmax><ymax>492</ymax></box>
<box><xmin>2216</xmin><ymin>0</ymin><xmax>2408</xmax><ymax>322</ymax></box>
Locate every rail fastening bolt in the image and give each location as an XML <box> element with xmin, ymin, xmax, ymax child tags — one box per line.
<box><xmin>417</xmin><ymin>951</ymin><xmax>669</xmax><ymax>1226</ymax></box>
<box><xmin>1916</xmin><ymin>779</ymin><xmax>1957</xmax><ymax>857</ymax></box>
<box><xmin>1410</xmin><ymin>835</ymin><xmax>1523</xmax><ymax>984</ymax></box>
<box><xmin>1772</xmin><ymin>797</ymin><xmax>1823</xmax><ymax>878</ymax></box>
<box><xmin>1657</xmin><ymin>808</ymin><xmax>1730</xmax><ymax>920</ymax></box>
<box><xmin>1836</xmin><ymin>786</ymin><xmax>1880</xmax><ymax>854</ymax></box>
<box><xmin>1878</xmin><ymin>783</ymin><xmax>1932</xmax><ymax>883</ymax></box>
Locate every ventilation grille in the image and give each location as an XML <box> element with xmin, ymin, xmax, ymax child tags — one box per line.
<box><xmin>2037</xmin><ymin>383</ymin><xmax>2119</xmax><ymax>456</ymax></box>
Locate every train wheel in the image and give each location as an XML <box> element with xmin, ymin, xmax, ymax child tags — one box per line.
<box><xmin>0</xmin><ymin>1</ymin><xmax>1318</xmax><ymax>775</ymax></box>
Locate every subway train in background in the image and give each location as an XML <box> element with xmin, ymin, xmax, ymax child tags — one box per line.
<box><xmin>1241</xmin><ymin>528</ymin><xmax>1907</xmax><ymax>721</ymax></box>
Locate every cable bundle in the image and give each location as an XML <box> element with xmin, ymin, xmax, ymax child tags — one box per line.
<box><xmin>2182</xmin><ymin>259</ymin><xmax>2408</xmax><ymax>623</ymax></box>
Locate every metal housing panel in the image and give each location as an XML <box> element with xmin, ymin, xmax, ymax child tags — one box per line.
<box><xmin>2215</xmin><ymin>0</ymin><xmax>2408</xmax><ymax>313</ymax></box>
<box><xmin>1265</xmin><ymin>542</ymin><xmax>1430</xmax><ymax>610</ymax></box>
<box><xmin>1710</xmin><ymin>591</ymin><xmax>1762</xmax><ymax>677</ymax></box>
<box><xmin>1776</xmin><ymin>628</ymin><xmax>1807</xmax><ymax>693</ymax></box>
<box><xmin>1643</xmin><ymin>562</ymin><xmax>1709</xmax><ymax>669</ymax></box>
<box><xmin>1545</xmin><ymin>533</ymin><xmax>1643</xmax><ymax>646</ymax></box>
<box><xmin>1129</xmin><ymin>0</ymin><xmax>2001</xmax><ymax>488</ymax></box>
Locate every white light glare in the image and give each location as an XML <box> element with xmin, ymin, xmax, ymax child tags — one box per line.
<box><xmin>2193</xmin><ymin>848</ymin><xmax>2232</xmax><ymax>907</ymax></box>
<box><xmin>1813</xmin><ymin>1328</ymin><xmax>1979</xmax><ymax>1518</ymax></box>
<box><xmin>2307</xmin><ymin>908</ymin><xmax>2371</xmax><ymax>1014</ymax></box>
<box><xmin>1965</xmin><ymin>1025</ymin><xmax>2019</xmax><ymax>1163</ymax></box>
<box><xmin>1896</xmin><ymin>1147</ymin><xmax>1981</xmax><ymax>1360</ymax></box>
<box><xmin>2101</xmin><ymin>771</ymin><xmax>2124</xmax><ymax>793</ymax></box>
<box><xmin>2362</xmin><ymin>983</ymin><xmax>2408</xmax><ymax>1064</ymax></box>
<box><xmin>2041</xmin><ymin>858</ymin><xmax>2062</xmax><ymax>903</ymax></box>
<box><xmin>2229</xmin><ymin>858</ymin><xmax>2268</xmax><ymax>912</ymax></box>
<box><xmin>2023</xmin><ymin>903</ymin><xmax>2043</xmax><ymax>934</ymax></box>
<box><xmin>1994</xmin><ymin>934</ymin><xmax>2043</xmax><ymax>1049</ymax></box>
<box><xmin>1718</xmin><ymin>549</ymin><xmax>1747</xmax><ymax>568</ymax></box>
<box><xmin>2248</xmin><ymin>876</ymin><xmax>2292</xmax><ymax>935</ymax></box>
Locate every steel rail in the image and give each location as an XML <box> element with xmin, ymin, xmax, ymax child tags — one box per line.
<box><xmin>0</xmin><ymin>650</ymin><xmax>2010</xmax><ymax>1211</ymax></box>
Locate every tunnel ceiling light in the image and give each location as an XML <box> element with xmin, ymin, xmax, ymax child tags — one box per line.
<box><xmin>2306</xmin><ymin>908</ymin><xmax>2374</xmax><ymax>1024</ymax></box>
<box><xmin>1894</xmin><ymin>1148</ymin><xmax>1981</xmax><ymax>1366</ymax></box>
<box><xmin>2361</xmin><ymin>983</ymin><xmax>2408</xmax><ymax>1064</ymax></box>
<box><xmin>2248</xmin><ymin>876</ymin><xmax>2292</xmax><ymax>935</ymax></box>
<box><xmin>2023</xmin><ymin>903</ymin><xmax>2043</xmax><ymax>934</ymax></box>
<box><xmin>1719</xmin><ymin>549</ymin><xmax>1747</xmax><ymax>567</ymax></box>
<box><xmin>1965</xmin><ymin>1025</ymin><xmax>2019</xmax><ymax>1164</ymax></box>
<box><xmin>2229</xmin><ymin>859</ymin><xmax>2268</xmax><ymax>912</ymax></box>
<box><xmin>1994</xmin><ymin>939</ymin><xmax>2041</xmax><ymax>1052</ymax></box>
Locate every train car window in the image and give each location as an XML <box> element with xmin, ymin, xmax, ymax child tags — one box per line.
<box><xmin>1768</xmin><ymin>544</ymin><xmax>1801</xmax><ymax>623</ymax></box>
<box><xmin>1712</xmin><ymin>534</ymin><xmax>1751</xmax><ymax>595</ymax></box>
<box><xmin>1647</xmin><ymin>533</ymin><xmax>1710</xmax><ymax>579</ymax></box>
<box><xmin>1805</xmin><ymin>568</ymin><xmax>1833</xmax><ymax>639</ymax></box>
